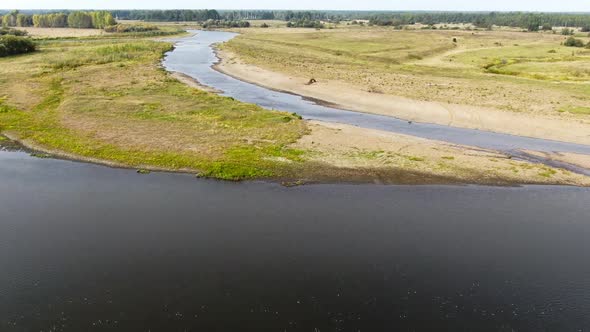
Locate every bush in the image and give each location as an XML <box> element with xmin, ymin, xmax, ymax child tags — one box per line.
<box><xmin>104</xmin><ymin>24</ymin><xmax>159</xmax><ymax>33</ymax></box>
<box><xmin>201</xmin><ymin>20</ymin><xmax>250</xmax><ymax>29</ymax></box>
<box><xmin>561</xmin><ymin>28</ymin><xmax>574</xmax><ymax>36</ymax></box>
<box><xmin>286</xmin><ymin>20</ymin><xmax>324</xmax><ymax>29</ymax></box>
<box><xmin>0</xmin><ymin>35</ymin><xmax>35</xmax><ymax>57</ymax></box>
<box><xmin>564</xmin><ymin>36</ymin><xmax>585</xmax><ymax>47</ymax></box>
<box><xmin>0</xmin><ymin>27</ymin><xmax>28</xmax><ymax>36</ymax></box>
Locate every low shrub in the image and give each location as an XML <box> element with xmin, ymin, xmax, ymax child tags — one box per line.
<box><xmin>0</xmin><ymin>35</ymin><xmax>36</xmax><ymax>57</ymax></box>
<box><xmin>286</xmin><ymin>20</ymin><xmax>324</xmax><ymax>29</ymax></box>
<box><xmin>201</xmin><ymin>20</ymin><xmax>250</xmax><ymax>29</ymax></box>
<box><xmin>104</xmin><ymin>24</ymin><xmax>159</xmax><ymax>33</ymax></box>
<box><xmin>564</xmin><ymin>36</ymin><xmax>585</xmax><ymax>47</ymax></box>
<box><xmin>561</xmin><ymin>28</ymin><xmax>574</xmax><ymax>36</ymax></box>
<box><xmin>0</xmin><ymin>27</ymin><xmax>28</xmax><ymax>36</ymax></box>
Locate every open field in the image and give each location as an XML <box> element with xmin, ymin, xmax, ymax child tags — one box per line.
<box><xmin>1</xmin><ymin>27</ymin><xmax>589</xmax><ymax>185</ymax></box>
<box><xmin>221</xmin><ymin>27</ymin><xmax>590</xmax><ymax>143</ymax></box>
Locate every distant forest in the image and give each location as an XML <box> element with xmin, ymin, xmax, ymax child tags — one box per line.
<box><xmin>1</xmin><ymin>10</ymin><xmax>115</xmax><ymax>28</ymax></box>
<box><xmin>2</xmin><ymin>10</ymin><xmax>590</xmax><ymax>30</ymax></box>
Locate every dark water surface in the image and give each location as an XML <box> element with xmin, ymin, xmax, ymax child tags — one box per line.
<box><xmin>1</xmin><ymin>149</ymin><xmax>590</xmax><ymax>331</ymax></box>
<box><xmin>163</xmin><ymin>30</ymin><xmax>590</xmax><ymax>157</ymax></box>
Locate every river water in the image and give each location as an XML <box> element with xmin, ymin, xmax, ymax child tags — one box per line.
<box><xmin>1</xmin><ymin>148</ymin><xmax>590</xmax><ymax>331</ymax></box>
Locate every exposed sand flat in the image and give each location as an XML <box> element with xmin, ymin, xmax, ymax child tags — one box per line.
<box><xmin>524</xmin><ymin>150</ymin><xmax>590</xmax><ymax>171</ymax></box>
<box><xmin>216</xmin><ymin>48</ymin><xmax>590</xmax><ymax>146</ymax></box>
<box><xmin>293</xmin><ymin>121</ymin><xmax>590</xmax><ymax>186</ymax></box>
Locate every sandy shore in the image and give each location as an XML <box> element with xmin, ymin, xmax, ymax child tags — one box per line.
<box><xmin>215</xmin><ymin>48</ymin><xmax>590</xmax><ymax>146</ymax></box>
<box><xmin>294</xmin><ymin>121</ymin><xmax>590</xmax><ymax>186</ymax></box>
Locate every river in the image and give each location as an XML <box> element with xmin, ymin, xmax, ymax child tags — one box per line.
<box><xmin>1</xmin><ymin>147</ymin><xmax>590</xmax><ymax>331</ymax></box>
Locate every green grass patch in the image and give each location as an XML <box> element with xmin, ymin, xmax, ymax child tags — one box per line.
<box><xmin>538</xmin><ymin>168</ymin><xmax>557</xmax><ymax>178</ymax></box>
<box><xmin>559</xmin><ymin>106</ymin><xmax>590</xmax><ymax>115</ymax></box>
<box><xmin>407</xmin><ymin>156</ymin><xmax>425</xmax><ymax>162</ymax></box>
<box><xmin>0</xmin><ymin>36</ymin><xmax>309</xmax><ymax>181</ymax></box>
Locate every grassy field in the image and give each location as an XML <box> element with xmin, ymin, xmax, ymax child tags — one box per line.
<box><xmin>0</xmin><ymin>33</ymin><xmax>309</xmax><ymax>180</ymax></box>
<box><xmin>223</xmin><ymin>26</ymin><xmax>590</xmax><ymax>116</ymax></box>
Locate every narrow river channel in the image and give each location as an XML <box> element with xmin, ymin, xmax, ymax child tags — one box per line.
<box><xmin>1</xmin><ymin>146</ymin><xmax>590</xmax><ymax>331</ymax></box>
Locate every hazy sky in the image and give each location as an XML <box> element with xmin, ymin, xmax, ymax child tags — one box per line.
<box><xmin>1</xmin><ymin>0</ymin><xmax>588</xmax><ymax>12</ymax></box>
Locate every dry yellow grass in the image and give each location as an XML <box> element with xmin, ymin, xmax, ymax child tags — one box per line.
<box><xmin>21</xmin><ymin>27</ymin><xmax>107</xmax><ymax>38</ymax></box>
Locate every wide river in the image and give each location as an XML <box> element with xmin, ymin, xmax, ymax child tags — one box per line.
<box><xmin>1</xmin><ymin>147</ymin><xmax>590</xmax><ymax>331</ymax></box>
<box><xmin>1</xmin><ymin>31</ymin><xmax>590</xmax><ymax>331</ymax></box>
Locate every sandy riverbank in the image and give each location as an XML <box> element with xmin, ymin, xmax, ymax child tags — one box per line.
<box><xmin>215</xmin><ymin>48</ymin><xmax>590</xmax><ymax>146</ymax></box>
<box><xmin>293</xmin><ymin>121</ymin><xmax>590</xmax><ymax>186</ymax></box>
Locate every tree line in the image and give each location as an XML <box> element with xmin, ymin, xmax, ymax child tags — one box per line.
<box><xmin>208</xmin><ymin>11</ymin><xmax>590</xmax><ymax>30</ymax></box>
<box><xmin>366</xmin><ymin>12</ymin><xmax>590</xmax><ymax>31</ymax></box>
<box><xmin>1</xmin><ymin>10</ymin><xmax>115</xmax><ymax>29</ymax></box>
<box><xmin>110</xmin><ymin>10</ymin><xmax>220</xmax><ymax>22</ymax></box>
<box><xmin>3</xmin><ymin>10</ymin><xmax>590</xmax><ymax>31</ymax></box>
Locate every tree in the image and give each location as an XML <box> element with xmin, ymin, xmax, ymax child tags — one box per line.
<box><xmin>1</xmin><ymin>10</ymin><xmax>19</xmax><ymax>27</ymax></box>
<box><xmin>16</xmin><ymin>14</ymin><xmax>27</xmax><ymax>27</ymax></box>
<box><xmin>90</xmin><ymin>11</ymin><xmax>116</xmax><ymax>29</ymax></box>
<box><xmin>68</xmin><ymin>12</ymin><xmax>93</xmax><ymax>28</ymax></box>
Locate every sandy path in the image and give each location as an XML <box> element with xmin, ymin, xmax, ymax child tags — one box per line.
<box><xmin>215</xmin><ymin>49</ymin><xmax>590</xmax><ymax>146</ymax></box>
